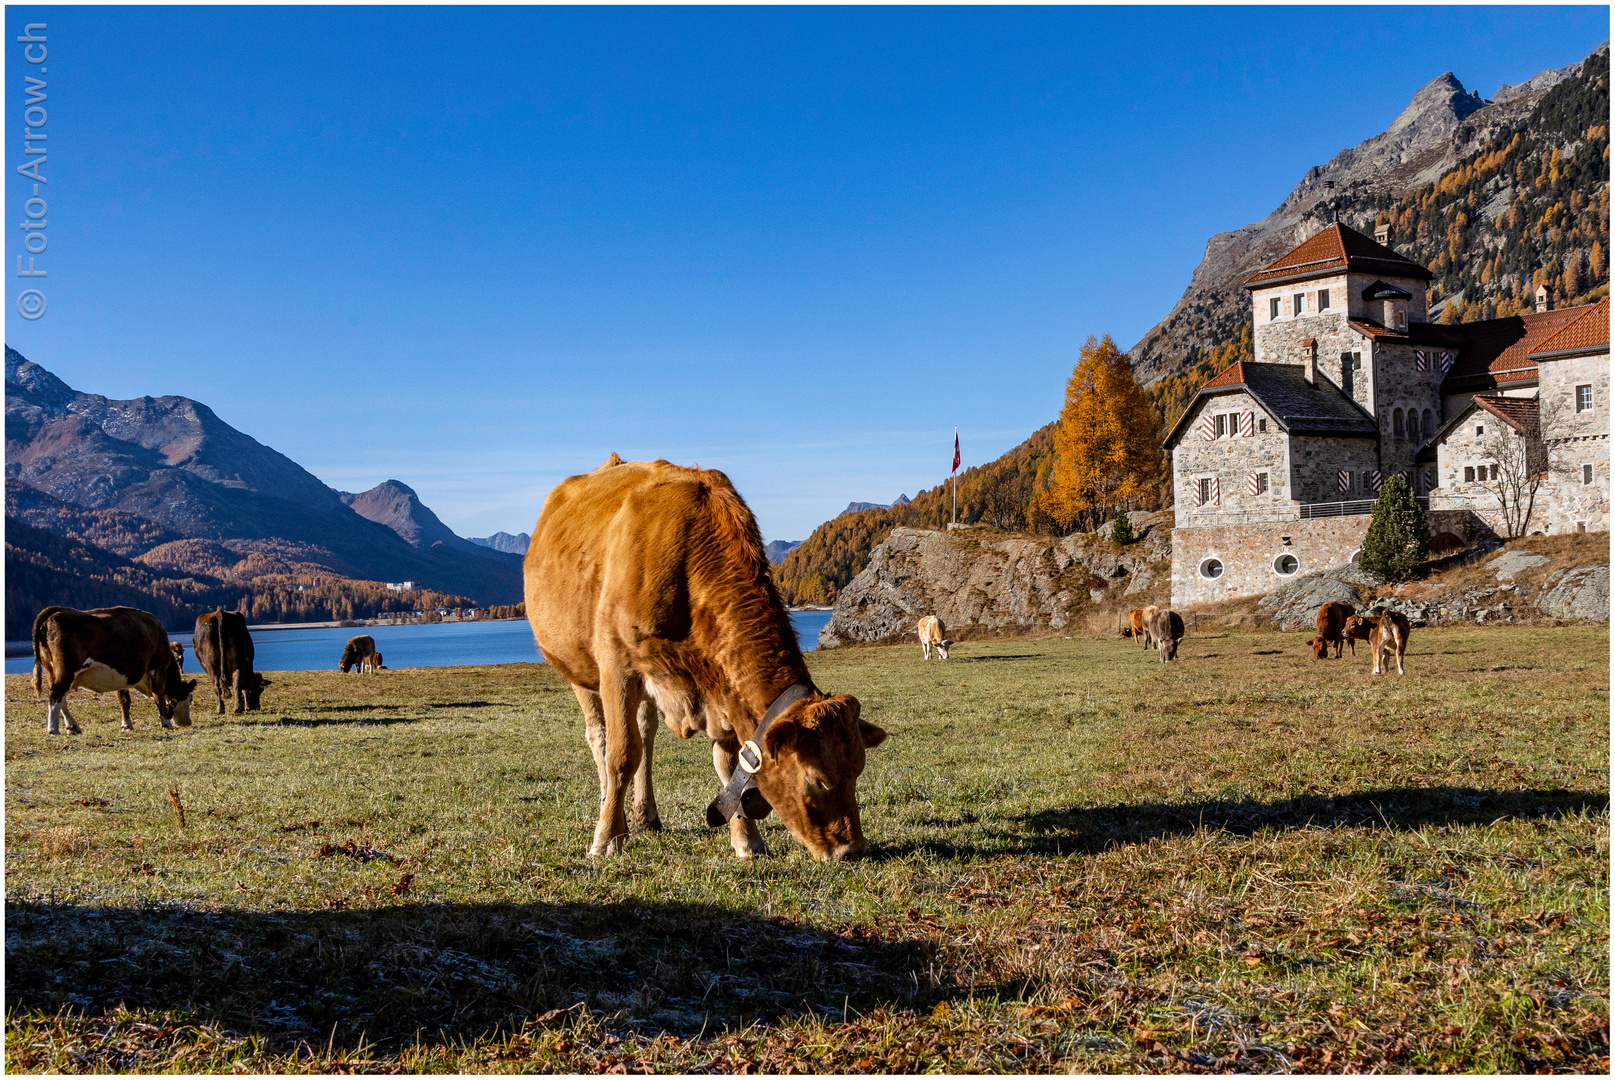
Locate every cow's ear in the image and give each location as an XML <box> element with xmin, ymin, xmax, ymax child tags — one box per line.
<box><xmin>859</xmin><ymin>720</ymin><xmax>887</xmax><ymax>749</ymax></box>
<box><xmin>259</xmin><ymin>677</ymin><xmax>273</xmax><ymax>687</ymax></box>
<box><xmin>761</xmin><ymin>718</ymin><xmax>799</xmax><ymax>759</ymax></box>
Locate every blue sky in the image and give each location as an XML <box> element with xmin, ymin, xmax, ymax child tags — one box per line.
<box><xmin>5</xmin><ymin>6</ymin><xmax>1608</xmax><ymax>542</ymax></box>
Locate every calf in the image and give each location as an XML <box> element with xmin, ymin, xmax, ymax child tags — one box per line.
<box><xmin>1346</xmin><ymin>610</ymin><xmax>1412</xmax><ymax>676</ymax></box>
<box><xmin>1138</xmin><ymin>605</ymin><xmax>1161</xmax><ymax>649</ymax></box>
<box><xmin>1147</xmin><ymin>608</ymin><xmax>1184</xmax><ymax>662</ymax></box>
<box><xmin>339</xmin><ymin>635</ymin><xmax>377</xmax><ymax>673</ymax></box>
<box><xmin>1307</xmin><ymin>601</ymin><xmax>1355</xmax><ymax>660</ymax></box>
<box><xmin>32</xmin><ymin>606</ymin><xmax>197</xmax><ymax>734</ymax></box>
<box><xmin>917</xmin><ymin>615</ymin><xmax>951</xmax><ymax>660</ymax></box>
<box><xmin>372</xmin><ymin>651</ymin><xmax>384</xmax><ymax>671</ymax></box>
<box><xmin>194</xmin><ymin>609</ymin><xmax>270</xmax><ymax>714</ymax></box>
<box><xmin>1341</xmin><ymin>613</ymin><xmax>1377</xmax><ymax>658</ymax></box>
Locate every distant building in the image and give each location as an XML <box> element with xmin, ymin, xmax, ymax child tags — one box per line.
<box><xmin>1164</xmin><ymin>223</ymin><xmax>1608</xmax><ymax>608</ymax></box>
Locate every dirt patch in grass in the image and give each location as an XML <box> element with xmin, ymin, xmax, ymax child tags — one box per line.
<box><xmin>5</xmin><ymin>630</ymin><xmax>1608</xmax><ymax>1072</ymax></box>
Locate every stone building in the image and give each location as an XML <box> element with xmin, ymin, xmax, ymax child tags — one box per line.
<box><xmin>1165</xmin><ymin>223</ymin><xmax>1609</xmax><ymax>608</ymax></box>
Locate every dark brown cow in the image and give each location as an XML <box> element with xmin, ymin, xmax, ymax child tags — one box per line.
<box><xmin>170</xmin><ymin>642</ymin><xmax>185</xmax><ymax>670</ymax></box>
<box><xmin>524</xmin><ymin>455</ymin><xmax>886</xmax><ymax>862</ymax></box>
<box><xmin>339</xmin><ymin>635</ymin><xmax>377</xmax><ymax>673</ymax></box>
<box><xmin>1147</xmin><ymin>608</ymin><xmax>1184</xmax><ymax>662</ymax></box>
<box><xmin>1307</xmin><ymin>601</ymin><xmax>1355</xmax><ymax>659</ymax></box>
<box><xmin>194</xmin><ymin>609</ymin><xmax>270</xmax><ymax>714</ymax></box>
<box><xmin>32</xmin><ymin>606</ymin><xmax>197</xmax><ymax>735</ymax></box>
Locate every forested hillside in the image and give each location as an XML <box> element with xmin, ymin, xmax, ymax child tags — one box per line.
<box><xmin>1354</xmin><ymin>45</ymin><xmax>1610</xmax><ymax>318</ymax></box>
<box><xmin>5</xmin><ymin>514</ymin><xmax>477</xmax><ymax>639</ymax></box>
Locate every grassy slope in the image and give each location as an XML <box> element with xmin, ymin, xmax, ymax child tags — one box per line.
<box><xmin>5</xmin><ymin>627</ymin><xmax>1608</xmax><ymax>1072</ymax></box>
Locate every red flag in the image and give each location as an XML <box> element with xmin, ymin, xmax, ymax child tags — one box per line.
<box><xmin>952</xmin><ymin>431</ymin><xmax>960</xmax><ymax>473</ymax></box>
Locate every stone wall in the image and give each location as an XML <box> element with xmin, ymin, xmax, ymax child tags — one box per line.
<box><xmin>1371</xmin><ymin>340</ymin><xmax>1448</xmax><ymax>478</ymax></box>
<box><xmin>1288</xmin><ymin>435</ymin><xmax>1381</xmax><ymax>505</ymax></box>
<box><xmin>1170</xmin><ymin>516</ymin><xmax>1369</xmax><ymax>608</ymax></box>
<box><xmin>1171</xmin><ymin>390</ymin><xmax>1292</xmax><ymax>516</ymax></box>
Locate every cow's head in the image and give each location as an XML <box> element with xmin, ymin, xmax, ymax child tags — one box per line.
<box><xmin>1157</xmin><ymin>635</ymin><xmax>1179</xmax><ymax>662</ymax></box>
<box><xmin>245</xmin><ymin>672</ymin><xmax>270</xmax><ymax>711</ymax></box>
<box><xmin>161</xmin><ymin>678</ymin><xmax>199</xmax><ymax>727</ymax></box>
<box><xmin>935</xmin><ymin>639</ymin><xmax>951</xmax><ymax>660</ymax></box>
<box><xmin>1307</xmin><ymin>636</ymin><xmax>1327</xmax><ymax>660</ymax></box>
<box><xmin>339</xmin><ymin>645</ymin><xmax>359</xmax><ymax>673</ymax></box>
<box><xmin>1342</xmin><ymin>615</ymin><xmax>1373</xmax><ymax>641</ymax></box>
<box><xmin>753</xmin><ymin>694</ymin><xmax>886</xmax><ymax>862</ymax></box>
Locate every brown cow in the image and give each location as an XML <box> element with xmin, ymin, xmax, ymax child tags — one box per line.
<box><xmin>170</xmin><ymin>642</ymin><xmax>185</xmax><ymax>670</ymax></box>
<box><xmin>1138</xmin><ymin>605</ymin><xmax>1161</xmax><ymax>649</ymax></box>
<box><xmin>1147</xmin><ymin>608</ymin><xmax>1184</xmax><ymax>662</ymax></box>
<box><xmin>524</xmin><ymin>455</ymin><xmax>886</xmax><ymax>862</ymax></box>
<box><xmin>1345</xmin><ymin>611</ymin><xmax>1412</xmax><ymax>676</ymax></box>
<box><xmin>32</xmin><ymin>606</ymin><xmax>197</xmax><ymax>735</ymax></box>
<box><xmin>339</xmin><ymin>635</ymin><xmax>377</xmax><ymax>673</ymax></box>
<box><xmin>1341</xmin><ymin>613</ymin><xmax>1376</xmax><ymax>657</ymax></box>
<box><xmin>1307</xmin><ymin>601</ymin><xmax>1355</xmax><ymax>659</ymax></box>
<box><xmin>194</xmin><ymin>609</ymin><xmax>270</xmax><ymax>714</ymax></box>
<box><xmin>372</xmin><ymin>651</ymin><xmax>384</xmax><ymax>671</ymax></box>
<box><xmin>1126</xmin><ymin>608</ymin><xmax>1145</xmax><ymax>642</ymax></box>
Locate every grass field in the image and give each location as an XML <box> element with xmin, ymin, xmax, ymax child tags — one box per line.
<box><xmin>5</xmin><ymin>626</ymin><xmax>1609</xmax><ymax>1073</ymax></box>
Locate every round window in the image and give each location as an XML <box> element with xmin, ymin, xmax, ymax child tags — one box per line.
<box><xmin>1348</xmin><ymin>548</ymin><xmax>1363</xmax><ymax>564</ymax></box>
<box><xmin>1273</xmin><ymin>554</ymin><xmax>1299</xmax><ymax>576</ymax></box>
<box><xmin>1199</xmin><ymin>558</ymin><xmax>1224</xmax><ymax>580</ymax></box>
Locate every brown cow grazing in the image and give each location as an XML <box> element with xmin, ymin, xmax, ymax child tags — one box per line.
<box><xmin>1345</xmin><ymin>611</ymin><xmax>1412</xmax><ymax>676</ymax></box>
<box><xmin>32</xmin><ymin>606</ymin><xmax>197</xmax><ymax>735</ymax></box>
<box><xmin>1127</xmin><ymin>608</ymin><xmax>1145</xmax><ymax>642</ymax></box>
<box><xmin>1138</xmin><ymin>605</ymin><xmax>1161</xmax><ymax>649</ymax></box>
<box><xmin>1341</xmin><ymin>613</ymin><xmax>1377</xmax><ymax>658</ymax></box>
<box><xmin>170</xmin><ymin>642</ymin><xmax>185</xmax><ymax>670</ymax></box>
<box><xmin>1307</xmin><ymin>601</ymin><xmax>1355</xmax><ymax>659</ymax></box>
<box><xmin>372</xmin><ymin>651</ymin><xmax>384</xmax><ymax>671</ymax></box>
<box><xmin>917</xmin><ymin>615</ymin><xmax>951</xmax><ymax>660</ymax></box>
<box><xmin>525</xmin><ymin>455</ymin><xmax>886</xmax><ymax>862</ymax></box>
<box><xmin>193</xmin><ymin>609</ymin><xmax>270</xmax><ymax>714</ymax></box>
<box><xmin>339</xmin><ymin>635</ymin><xmax>377</xmax><ymax>673</ymax></box>
<box><xmin>1147</xmin><ymin>608</ymin><xmax>1184</xmax><ymax>662</ymax></box>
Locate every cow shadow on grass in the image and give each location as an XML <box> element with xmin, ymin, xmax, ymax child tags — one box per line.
<box><xmin>879</xmin><ymin>786</ymin><xmax>1608</xmax><ymax>860</ymax></box>
<box><xmin>253</xmin><ymin>714</ymin><xmax>424</xmax><ymax>728</ymax></box>
<box><xmin>5</xmin><ymin>895</ymin><xmax>946</xmax><ymax>1055</ymax></box>
<box><xmin>953</xmin><ymin>654</ymin><xmax>1041</xmax><ymax>664</ymax></box>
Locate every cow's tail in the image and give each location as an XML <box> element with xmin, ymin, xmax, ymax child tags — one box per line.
<box><xmin>31</xmin><ymin>606</ymin><xmax>64</xmax><ymax>697</ymax></box>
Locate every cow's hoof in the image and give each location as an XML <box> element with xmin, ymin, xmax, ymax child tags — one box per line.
<box><xmin>588</xmin><ymin>836</ymin><xmax>627</xmax><ymax>858</ymax></box>
<box><xmin>630</xmin><ymin>813</ymin><xmax>662</xmax><ymax>834</ymax></box>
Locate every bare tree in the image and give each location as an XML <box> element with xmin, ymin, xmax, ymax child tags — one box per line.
<box><xmin>1478</xmin><ymin>398</ymin><xmax>1577</xmax><ymax>537</ymax></box>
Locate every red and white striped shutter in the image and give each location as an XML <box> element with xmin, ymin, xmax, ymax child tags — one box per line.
<box><xmin>1338</xmin><ymin>469</ymin><xmax>1350</xmax><ymax>493</ymax></box>
<box><xmin>1246</xmin><ymin>471</ymin><xmax>1259</xmax><ymax>496</ymax></box>
<box><xmin>1425</xmin><ymin>467</ymin><xmax>1436</xmax><ymax>490</ymax></box>
<box><xmin>1240</xmin><ymin>411</ymin><xmax>1255</xmax><ymax>437</ymax></box>
<box><xmin>1439</xmin><ymin>351</ymin><xmax>1454</xmax><ymax>374</ymax></box>
<box><xmin>1370</xmin><ymin>470</ymin><xmax>1383</xmax><ymax>492</ymax></box>
<box><xmin>1200</xmin><ymin>413</ymin><xmax>1217</xmax><ymax>441</ymax></box>
<box><xmin>1189</xmin><ymin>478</ymin><xmax>1202</xmax><ymax>507</ymax></box>
<box><xmin>1210</xmin><ymin>475</ymin><xmax>1220</xmax><ymax>505</ymax></box>
<box><xmin>1415</xmin><ymin>349</ymin><xmax>1427</xmax><ymax>372</ymax></box>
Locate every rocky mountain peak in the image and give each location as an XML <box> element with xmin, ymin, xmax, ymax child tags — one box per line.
<box><xmin>6</xmin><ymin>347</ymin><xmax>78</xmax><ymax>412</ymax></box>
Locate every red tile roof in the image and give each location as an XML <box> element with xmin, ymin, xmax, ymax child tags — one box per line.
<box><xmin>1201</xmin><ymin>361</ymin><xmax>1245</xmax><ymax>389</ymax></box>
<box><xmin>1442</xmin><ymin>305</ymin><xmax>1592</xmax><ymax>386</ymax></box>
<box><xmin>1473</xmin><ymin>395</ymin><xmax>1540</xmax><ymax>435</ymax></box>
<box><xmin>1243</xmin><ymin>223</ymin><xmax>1433</xmax><ymax>287</ymax></box>
<box><xmin>1530</xmin><ymin>296</ymin><xmax>1610</xmax><ymax>357</ymax></box>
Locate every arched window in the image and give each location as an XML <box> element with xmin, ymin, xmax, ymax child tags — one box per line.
<box><xmin>1423</xmin><ymin>409</ymin><xmax>1434</xmax><ymax>440</ymax></box>
<box><xmin>1407</xmin><ymin>410</ymin><xmax>1420</xmax><ymax>442</ymax></box>
<box><xmin>1393</xmin><ymin>408</ymin><xmax>1404</xmax><ymax>438</ymax></box>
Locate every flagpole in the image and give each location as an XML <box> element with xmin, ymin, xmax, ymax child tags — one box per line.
<box><xmin>952</xmin><ymin>426</ymin><xmax>958</xmax><ymax>525</ymax></box>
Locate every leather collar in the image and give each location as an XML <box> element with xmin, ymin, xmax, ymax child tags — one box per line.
<box><xmin>704</xmin><ymin>680</ymin><xmax>817</xmax><ymax>827</ymax></box>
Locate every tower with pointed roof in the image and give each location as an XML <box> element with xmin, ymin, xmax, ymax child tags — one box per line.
<box><xmin>1161</xmin><ymin>223</ymin><xmax>1608</xmax><ymax>609</ymax></box>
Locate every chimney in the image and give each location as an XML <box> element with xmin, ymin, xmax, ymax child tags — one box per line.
<box><xmin>1534</xmin><ymin>284</ymin><xmax>1550</xmax><ymax>313</ymax></box>
<box><xmin>1374</xmin><ymin>222</ymin><xmax>1391</xmax><ymax>245</ymax></box>
<box><xmin>1302</xmin><ymin>339</ymin><xmax>1317</xmax><ymax>384</ymax></box>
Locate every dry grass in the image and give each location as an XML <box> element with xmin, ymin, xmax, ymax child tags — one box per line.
<box><xmin>35</xmin><ymin>827</ymin><xmax>90</xmax><ymax>858</ymax></box>
<box><xmin>5</xmin><ymin>624</ymin><xmax>1608</xmax><ymax>1072</ymax></box>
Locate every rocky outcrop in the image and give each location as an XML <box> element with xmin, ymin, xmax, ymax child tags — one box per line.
<box><xmin>1257</xmin><ymin>564</ymin><xmax>1377</xmax><ymax>631</ymax></box>
<box><xmin>1536</xmin><ymin>567</ymin><xmax>1610</xmax><ymax>621</ymax></box>
<box><xmin>817</xmin><ymin>512</ymin><xmax>1171</xmax><ymax>648</ymax></box>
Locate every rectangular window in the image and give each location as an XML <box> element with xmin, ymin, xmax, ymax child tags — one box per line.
<box><xmin>1489</xmin><ymin>463</ymin><xmax>1499</xmax><ymax>481</ymax></box>
<box><xmin>1583</xmin><ymin>464</ymin><xmax>1594</xmax><ymax>485</ymax></box>
<box><xmin>1215</xmin><ymin>413</ymin><xmax>1227</xmax><ymax>437</ymax></box>
<box><xmin>1464</xmin><ymin>466</ymin><xmax>1475</xmax><ymax>483</ymax></box>
<box><xmin>1293</xmin><ymin>293</ymin><xmax>1305</xmax><ymax>315</ymax></box>
<box><xmin>1254</xmin><ymin>472</ymin><xmax>1269</xmax><ymax>495</ymax></box>
<box><xmin>1577</xmin><ymin>384</ymin><xmax>1593</xmax><ymax>412</ymax></box>
<box><xmin>1197</xmin><ymin>477</ymin><xmax>1212</xmax><ymax>505</ymax></box>
<box><xmin>1475</xmin><ymin>424</ymin><xmax>1485</xmax><ymax>437</ymax></box>
<box><xmin>1257</xmin><ymin>418</ymin><xmax>1267</xmax><ymax>433</ymax></box>
<box><xmin>1269</xmin><ymin>297</ymin><xmax>1280</xmax><ymax>320</ymax></box>
<box><xmin>1317</xmin><ymin>289</ymin><xmax>1330</xmax><ymax>310</ymax></box>
<box><xmin>1352</xmin><ymin>351</ymin><xmax>1362</xmax><ymax>370</ymax></box>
